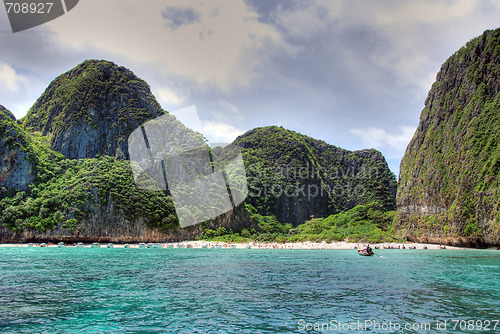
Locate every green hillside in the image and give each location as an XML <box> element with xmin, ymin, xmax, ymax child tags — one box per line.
<box><xmin>396</xmin><ymin>28</ymin><xmax>500</xmax><ymax>246</ymax></box>
<box><xmin>1</xmin><ymin>60</ymin><xmax>397</xmax><ymax>243</ymax></box>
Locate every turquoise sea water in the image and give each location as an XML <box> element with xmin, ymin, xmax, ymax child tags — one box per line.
<box><xmin>0</xmin><ymin>248</ymin><xmax>499</xmax><ymax>333</ymax></box>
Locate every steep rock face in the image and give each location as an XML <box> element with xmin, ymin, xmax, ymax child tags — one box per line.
<box><xmin>224</xmin><ymin>126</ymin><xmax>397</xmax><ymax>226</ymax></box>
<box><xmin>0</xmin><ymin>196</ymin><xmax>255</xmax><ymax>243</ymax></box>
<box><xmin>1</xmin><ymin>59</ymin><xmax>397</xmax><ymax>242</ymax></box>
<box><xmin>1</xmin><ymin>58</ymin><xmax>255</xmax><ymax>242</ymax></box>
<box><xmin>396</xmin><ymin>29</ymin><xmax>500</xmax><ymax>246</ymax></box>
<box><xmin>0</xmin><ymin>105</ymin><xmax>34</xmax><ymax>191</ymax></box>
<box><xmin>23</xmin><ymin>60</ymin><xmax>164</xmax><ymax>160</ymax></box>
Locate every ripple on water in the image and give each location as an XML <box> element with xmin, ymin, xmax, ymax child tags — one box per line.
<box><xmin>0</xmin><ymin>248</ymin><xmax>499</xmax><ymax>333</ymax></box>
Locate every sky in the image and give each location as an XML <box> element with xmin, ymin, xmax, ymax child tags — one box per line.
<box><xmin>0</xmin><ymin>0</ymin><xmax>499</xmax><ymax>176</ymax></box>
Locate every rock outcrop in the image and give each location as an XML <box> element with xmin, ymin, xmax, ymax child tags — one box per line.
<box><xmin>1</xmin><ymin>60</ymin><xmax>397</xmax><ymax>242</ymax></box>
<box><xmin>0</xmin><ymin>105</ymin><xmax>34</xmax><ymax>191</ymax></box>
<box><xmin>396</xmin><ymin>28</ymin><xmax>500</xmax><ymax>247</ymax></box>
<box><xmin>23</xmin><ymin>60</ymin><xmax>164</xmax><ymax>160</ymax></box>
<box><xmin>0</xmin><ymin>196</ymin><xmax>257</xmax><ymax>243</ymax></box>
<box><xmin>227</xmin><ymin>126</ymin><xmax>397</xmax><ymax>226</ymax></box>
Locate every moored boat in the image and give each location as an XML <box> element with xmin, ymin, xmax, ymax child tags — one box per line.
<box><xmin>357</xmin><ymin>248</ymin><xmax>374</xmax><ymax>256</ymax></box>
<box><xmin>90</xmin><ymin>242</ymin><xmax>100</xmax><ymax>248</ymax></box>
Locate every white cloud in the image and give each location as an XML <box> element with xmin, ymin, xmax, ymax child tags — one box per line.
<box><xmin>168</xmin><ymin>104</ymin><xmax>244</xmax><ymax>144</ymax></box>
<box><xmin>169</xmin><ymin>105</ymin><xmax>204</xmax><ymax>133</ymax></box>
<box><xmin>0</xmin><ymin>62</ymin><xmax>47</xmax><ymax>119</ymax></box>
<box><xmin>154</xmin><ymin>86</ymin><xmax>186</xmax><ymax>108</ymax></box>
<box><xmin>7</xmin><ymin>102</ymin><xmax>34</xmax><ymax>120</ymax></box>
<box><xmin>351</xmin><ymin>126</ymin><xmax>416</xmax><ymax>152</ymax></box>
<box><xmin>46</xmin><ymin>0</ymin><xmax>290</xmax><ymax>93</ymax></box>
<box><xmin>202</xmin><ymin>120</ymin><xmax>244</xmax><ymax>144</ymax></box>
<box><xmin>374</xmin><ymin>0</ymin><xmax>477</xmax><ymax>25</ymax></box>
<box><xmin>364</xmin><ymin>0</ymin><xmax>482</xmax><ymax>92</ymax></box>
<box><xmin>273</xmin><ymin>0</ymin><xmax>499</xmax><ymax>95</ymax></box>
<box><xmin>0</xmin><ymin>62</ymin><xmax>22</xmax><ymax>91</ymax></box>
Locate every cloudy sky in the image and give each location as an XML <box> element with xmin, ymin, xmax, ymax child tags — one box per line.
<box><xmin>1</xmin><ymin>0</ymin><xmax>499</xmax><ymax>175</ymax></box>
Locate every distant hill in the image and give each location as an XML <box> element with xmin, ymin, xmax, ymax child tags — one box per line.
<box><xmin>396</xmin><ymin>28</ymin><xmax>500</xmax><ymax>247</ymax></box>
<box><xmin>224</xmin><ymin>126</ymin><xmax>396</xmax><ymax>226</ymax></box>
<box><xmin>23</xmin><ymin>60</ymin><xmax>164</xmax><ymax>160</ymax></box>
<box><xmin>1</xmin><ymin>61</ymin><xmax>204</xmax><ymax>242</ymax></box>
<box><xmin>1</xmin><ymin>60</ymin><xmax>397</xmax><ymax>242</ymax></box>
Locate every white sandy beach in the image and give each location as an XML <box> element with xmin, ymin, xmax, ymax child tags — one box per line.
<box><xmin>0</xmin><ymin>241</ymin><xmax>473</xmax><ymax>250</ymax></box>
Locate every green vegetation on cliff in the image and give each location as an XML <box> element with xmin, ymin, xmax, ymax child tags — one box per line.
<box><xmin>23</xmin><ymin>60</ymin><xmax>164</xmax><ymax>160</ymax></box>
<box><xmin>1</xmin><ymin>60</ymin><xmax>398</xmax><ymax>242</ymax></box>
<box><xmin>223</xmin><ymin>126</ymin><xmax>397</xmax><ymax>225</ymax></box>
<box><xmin>289</xmin><ymin>203</ymin><xmax>396</xmax><ymax>243</ymax></box>
<box><xmin>201</xmin><ymin>202</ymin><xmax>397</xmax><ymax>243</ymax></box>
<box><xmin>0</xmin><ymin>105</ymin><xmax>64</xmax><ymax>190</ymax></box>
<box><xmin>0</xmin><ymin>153</ymin><xmax>178</xmax><ymax>234</ymax></box>
<box><xmin>24</xmin><ymin>59</ymin><xmax>162</xmax><ymax>134</ymax></box>
<box><xmin>1</xmin><ymin>106</ymin><xmax>29</xmax><ymax>154</ymax></box>
<box><xmin>397</xmin><ymin>28</ymin><xmax>500</xmax><ymax>246</ymax></box>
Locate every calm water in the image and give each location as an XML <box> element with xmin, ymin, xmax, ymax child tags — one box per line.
<box><xmin>0</xmin><ymin>248</ymin><xmax>499</xmax><ymax>333</ymax></box>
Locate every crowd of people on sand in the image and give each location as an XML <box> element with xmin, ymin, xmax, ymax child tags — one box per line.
<box><xmin>172</xmin><ymin>241</ymin><xmax>450</xmax><ymax>250</ymax></box>
<box><xmin>3</xmin><ymin>241</ymin><xmax>452</xmax><ymax>250</ymax></box>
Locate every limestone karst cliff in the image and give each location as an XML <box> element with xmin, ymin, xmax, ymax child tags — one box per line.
<box><xmin>0</xmin><ymin>105</ymin><xmax>34</xmax><ymax>191</ymax></box>
<box><xmin>396</xmin><ymin>28</ymin><xmax>500</xmax><ymax>247</ymax></box>
<box><xmin>227</xmin><ymin>126</ymin><xmax>396</xmax><ymax>226</ymax></box>
<box><xmin>24</xmin><ymin>60</ymin><xmax>164</xmax><ymax>160</ymax></box>
<box><xmin>1</xmin><ymin>60</ymin><xmax>397</xmax><ymax>242</ymax></box>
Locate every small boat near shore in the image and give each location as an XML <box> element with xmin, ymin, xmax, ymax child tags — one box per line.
<box><xmin>357</xmin><ymin>248</ymin><xmax>374</xmax><ymax>256</ymax></box>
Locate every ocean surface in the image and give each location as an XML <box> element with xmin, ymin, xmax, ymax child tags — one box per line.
<box><xmin>0</xmin><ymin>247</ymin><xmax>499</xmax><ymax>333</ymax></box>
